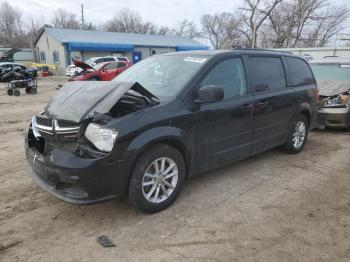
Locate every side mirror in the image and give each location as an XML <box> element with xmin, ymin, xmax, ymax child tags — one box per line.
<box><xmin>194</xmin><ymin>85</ymin><xmax>224</xmax><ymax>103</ymax></box>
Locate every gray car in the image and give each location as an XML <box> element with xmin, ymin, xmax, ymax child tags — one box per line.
<box><xmin>310</xmin><ymin>57</ymin><xmax>350</xmax><ymax>129</ymax></box>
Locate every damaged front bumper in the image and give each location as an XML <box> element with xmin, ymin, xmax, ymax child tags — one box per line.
<box><xmin>25</xmin><ymin>139</ymin><xmax>134</xmax><ymax>204</ymax></box>
<box><xmin>317</xmin><ymin>106</ymin><xmax>350</xmax><ymax>129</ymax></box>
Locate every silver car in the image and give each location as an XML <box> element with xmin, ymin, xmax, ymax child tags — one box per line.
<box><xmin>310</xmin><ymin>57</ymin><xmax>350</xmax><ymax>129</ymax></box>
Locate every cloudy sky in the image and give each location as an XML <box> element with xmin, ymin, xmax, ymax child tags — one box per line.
<box><xmin>5</xmin><ymin>0</ymin><xmax>350</xmax><ymax>33</ymax></box>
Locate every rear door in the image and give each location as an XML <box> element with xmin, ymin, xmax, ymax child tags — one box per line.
<box><xmin>196</xmin><ymin>57</ymin><xmax>254</xmax><ymax>171</ymax></box>
<box><xmin>248</xmin><ymin>55</ymin><xmax>296</xmax><ymax>154</ymax></box>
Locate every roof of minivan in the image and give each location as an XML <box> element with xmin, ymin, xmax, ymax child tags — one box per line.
<box><xmin>161</xmin><ymin>48</ymin><xmax>299</xmax><ymax>57</ymax></box>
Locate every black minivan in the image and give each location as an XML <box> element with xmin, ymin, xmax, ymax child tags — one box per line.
<box><xmin>25</xmin><ymin>49</ymin><xmax>318</xmax><ymax>213</ymax></box>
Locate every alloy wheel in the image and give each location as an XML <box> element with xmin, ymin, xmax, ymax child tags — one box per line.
<box><xmin>292</xmin><ymin>121</ymin><xmax>306</xmax><ymax>149</ymax></box>
<box><xmin>142</xmin><ymin>157</ymin><xmax>178</xmax><ymax>204</ymax></box>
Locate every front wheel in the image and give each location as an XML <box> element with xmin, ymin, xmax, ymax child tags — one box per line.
<box><xmin>282</xmin><ymin>115</ymin><xmax>309</xmax><ymax>154</ymax></box>
<box><xmin>128</xmin><ymin>144</ymin><xmax>186</xmax><ymax>213</ymax></box>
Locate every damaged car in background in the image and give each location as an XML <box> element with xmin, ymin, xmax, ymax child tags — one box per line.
<box><xmin>69</xmin><ymin>60</ymin><xmax>132</xmax><ymax>81</ymax></box>
<box><xmin>26</xmin><ymin>50</ymin><xmax>318</xmax><ymax>213</ymax></box>
<box><xmin>310</xmin><ymin>57</ymin><xmax>350</xmax><ymax>129</ymax></box>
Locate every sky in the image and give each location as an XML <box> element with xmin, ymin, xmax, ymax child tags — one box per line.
<box><xmin>4</xmin><ymin>0</ymin><xmax>350</xmax><ymax>33</ymax></box>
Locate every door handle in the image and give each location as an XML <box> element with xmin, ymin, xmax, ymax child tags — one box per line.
<box><xmin>256</xmin><ymin>101</ymin><xmax>269</xmax><ymax>108</ymax></box>
<box><xmin>240</xmin><ymin>104</ymin><xmax>253</xmax><ymax>111</ymax></box>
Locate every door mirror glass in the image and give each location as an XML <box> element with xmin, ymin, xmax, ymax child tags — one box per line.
<box><xmin>194</xmin><ymin>85</ymin><xmax>224</xmax><ymax>103</ymax></box>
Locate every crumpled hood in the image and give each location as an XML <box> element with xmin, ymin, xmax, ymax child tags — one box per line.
<box><xmin>45</xmin><ymin>81</ymin><xmax>157</xmax><ymax>123</ymax></box>
<box><xmin>318</xmin><ymin>80</ymin><xmax>350</xmax><ymax>96</ymax></box>
<box><xmin>73</xmin><ymin>60</ymin><xmax>95</xmax><ymax>71</ymax></box>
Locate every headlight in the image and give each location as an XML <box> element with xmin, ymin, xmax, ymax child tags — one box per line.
<box><xmin>85</xmin><ymin>123</ymin><xmax>118</xmax><ymax>152</ymax></box>
<box><xmin>323</xmin><ymin>94</ymin><xmax>349</xmax><ymax>108</ymax></box>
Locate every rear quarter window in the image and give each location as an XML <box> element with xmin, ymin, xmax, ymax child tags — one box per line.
<box><xmin>285</xmin><ymin>57</ymin><xmax>314</xmax><ymax>86</ymax></box>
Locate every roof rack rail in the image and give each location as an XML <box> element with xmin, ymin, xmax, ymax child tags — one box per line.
<box><xmin>230</xmin><ymin>47</ymin><xmax>293</xmax><ymax>54</ymax></box>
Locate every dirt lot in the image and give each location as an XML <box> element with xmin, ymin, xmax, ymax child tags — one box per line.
<box><xmin>0</xmin><ymin>78</ymin><xmax>349</xmax><ymax>262</ymax></box>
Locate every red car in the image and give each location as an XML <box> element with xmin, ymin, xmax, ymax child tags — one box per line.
<box><xmin>70</xmin><ymin>60</ymin><xmax>132</xmax><ymax>81</ymax></box>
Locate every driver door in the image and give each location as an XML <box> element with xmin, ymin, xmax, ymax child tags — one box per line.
<box><xmin>195</xmin><ymin>57</ymin><xmax>254</xmax><ymax>171</ymax></box>
<box><xmin>100</xmin><ymin>62</ymin><xmax>118</xmax><ymax>80</ymax></box>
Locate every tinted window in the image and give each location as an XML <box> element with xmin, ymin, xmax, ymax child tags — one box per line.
<box><xmin>94</xmin><ymin>58</ymin><xmax>104</xmax><ymax>64</ymax></box>
<box><xmin>286</xmin><ymin>57</ymin><xmax>314</xmax><ymax>86</ymax></box>
<box><xmin>250</xmin><ymin>57</ymin><xmax>286</xmax><ymax>91</ymax></box>
<box><xmin>201</xmin><ymin>58</ymin><xmax>247</xmax><ymax>99</ymax></box>
<box><xmin>117</xmin><ymin>57</ymin><xmax>128</xmax><ymax>62</ymax></box>
<box><xmin>104</xmin><ymin>62</ymin><xmax>118</xmax><ymax>70</ymax></box>
<box><xmin>117</xmin><ymin>62</ymin><xmax>126</xmax><ymax>68</ymax></box>
<box><xmin>103</xmin><ymin>57</ymin><xmax>115</xmax><ymax>62</ymax></box>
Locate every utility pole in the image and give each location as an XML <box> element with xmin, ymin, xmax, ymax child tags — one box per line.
<box><xmin>252</xmin><ymin>23</ymin><xmax>257</xmax><ymax>48</ymax></box>
<box><xmin>81</xmin><ymin>4</ymin><xmax>85</xmax><ymax>29</ymax></box>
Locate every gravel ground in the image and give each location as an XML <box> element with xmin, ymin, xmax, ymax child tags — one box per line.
<box><xmin>0</xmin><ymin>78</ymin><xmax>349</xmax><ymax>262</ymax></box>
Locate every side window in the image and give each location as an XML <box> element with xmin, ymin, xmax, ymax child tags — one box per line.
<box><xmin>117</xmin><ymin>62</ymin><xmax>126</xmax><ymax>68</ymax></box>
<box><xmin>285</xmin><ymin>57</ymin><xmax>314</xmax><ymax>86</ymax></box>
<box><xmin>103</xmin><ymin>57</ymin><xmax>115</xmax><ymax>62</ymax></box>
<box><xmin>200</xmin><ymin>58</ymin><xmax>247</xmax><ymax>99</ymax></box>
<box><xmin>250</xmin><ymin>56</ymin><xmax>286</xmax><ymax>91</ymax></box>
<box><xmin>104</xmin><ymin>62</ymin><xmax>118</xmax><ymax>70</ymax></box>
<box><xmin>94</xmin><ymin>58</ymin><xmax>104</xmax><ymax>64</ymax></box>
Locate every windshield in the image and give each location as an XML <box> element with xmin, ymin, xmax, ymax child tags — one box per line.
<box><xmin>84</xmin><ymin>57</ymin><xmax>94</xmax><ymax>65</ymax></box>
<box><xmin>113</xmin><ymin>55</ymin><xmax>210</xmax><ymax>98</ymax></box>
<box><xmin>93</xmin><ymin>63</ymin><xmax>104</xmax><ymax>70</ymax></box>
<box><xmin>311</xmin><ymin>63</ymin><xmax>350</xmax><ymax>81</ymax></box>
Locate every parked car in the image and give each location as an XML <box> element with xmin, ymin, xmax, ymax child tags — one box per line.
<box><xmin>0</xmin><ymin>62</ymin><xmax>37</xmax><ymax>82</ymax></box>
<box><xmin>25</xmin><ymin>50</ymin><xmax>318</xmax><ymax>213</ymax></box>
<box><xmin>70</xmin><ymin>60</ymin><xmax>132</xmax><ymax>81</ymax></box>
<box><xmin>310</xmin><ymin>57</ymin><xmax>350</xmax><ymax>129</ymax></box>
<box><xmin>66</xmin><ymin>56</ymin><xmax>130</xmax><ymax>76</ymax></box>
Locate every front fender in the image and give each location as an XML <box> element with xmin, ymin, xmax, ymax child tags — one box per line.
<box><xmin>120</xmin><ymin>126</ymin><xmax>188</xmax><ymax>161</ymax></box>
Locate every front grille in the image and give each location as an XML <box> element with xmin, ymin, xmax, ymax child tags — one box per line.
<box><xmin>36</xmin><ymin>116</ymin><xmax>52</xmax><ymax>127</ymax></box>
<box><xmin>57</xmin><ymin>119</ymin><xmax>79</xmax><ymax>128</ymax></box>
<box><xmin>33</xmin><ymin>115</ymin><xmax>80</xmax><ymax>144</ymax></box>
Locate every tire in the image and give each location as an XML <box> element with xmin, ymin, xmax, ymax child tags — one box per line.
<box><xmin>89</xmin><ymin>77</ymin><xmax>100</xmax><ymax>81</ymax></box>
<box><xmin>129</xmin><ymin>144</ymin><xmax>186</xmax><ymax>213</ymax></box>
<box><xmin>282</xmin><ymin>115</ymin><xmax>309</xmax><ymax>154</ymax></box>
<box><xmin>13</xmin><ymin>89</ymin><xmax>20</xmax><ymax>96</ymax></box>
<box><xmin>7</xmin><ymin>89</ymin><xmax>13</xmax><ymax>96</ymax></box>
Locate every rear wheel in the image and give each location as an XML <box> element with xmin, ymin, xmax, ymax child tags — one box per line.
<box><xmin>282</xmin><ymin>115</ymin><xmax>309</xmax><ymax>154</ymax></box>
<box><xmin>89</xmin><ymin>77</ymin><xmax>100</xmax><ymax>81</ymax></box>
<box><xmin>129</xmin><ymin>144</ymin><xmax>186</xmax><ymax>213</ymax></box>
<box><xmin>7</xmin><ymin>89</ymin><xmax>13</xmax><ymax>96</ymax></box>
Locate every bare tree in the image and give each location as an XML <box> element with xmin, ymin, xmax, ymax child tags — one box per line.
<box><xmin>52</xmin><ymin>8</ymin><xmax>80</xmax><ymax>29</ymax></box>
<box><xmin>157</xmin><ymin>26</ymin><xmax>171</xmax><ymax>35</ymax></box>
<box><xmin>172</xmin><ymin>20</ymin><xmax>200</xmax><ymax>39</ymax></box>
<box><xmin>201</xmin><ymin>13</ymin><xmax>234</xmax><ymax>49</ymax></box>
<box><xmin>268</xmin><ymin>0</ymin><xmax>349</xmax><ymax>48</ymax></box>
<box><xmin>238</xmin><ymin>0</ymin><xmax>284</xmax><ymax>47</ymax></box>
<box><xmin>0</xmin><ymin>1</ymin><xmax>28</xmax><ymax>47</ymax></box>
<box><xmin>303</xmin><ymin>4</ymin><xmax>349</xmax><ymax>47</ymax></box>
<box><xmin>105</xmin><ymin>8</ymin><xmax>159</xmax><ymax>34</ymax></box>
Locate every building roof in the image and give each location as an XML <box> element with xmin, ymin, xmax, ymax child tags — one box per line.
<box><xmin>37</xmin><ymin>27</ymin><xmax>208</xmax><ymax>50</ymax></box>
<box><xmin>310</xmin><ymin>57</ymin><xmax>350</xmax><ymax>64</ymax></box>
<box><xmin>0</xmin><ymin>48</ymin><xmax>33</xmax><ymax>61</ymax></box>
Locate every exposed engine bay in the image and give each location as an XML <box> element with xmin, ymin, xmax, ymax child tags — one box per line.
<box><xmin>27</xmin><ymin>81</ymin><xmax>159</xmax><ymax>157</ymax></box>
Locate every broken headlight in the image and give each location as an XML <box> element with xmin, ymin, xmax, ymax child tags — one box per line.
<box><xmin>323</xmin><ymin>93</ymin><xmax>349</xmax><ymax>108</ymax></box>
<box><xmin>85</xmin><ymin>123</ymin><xmax>118</xmax><ymax>152</ymax></box>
